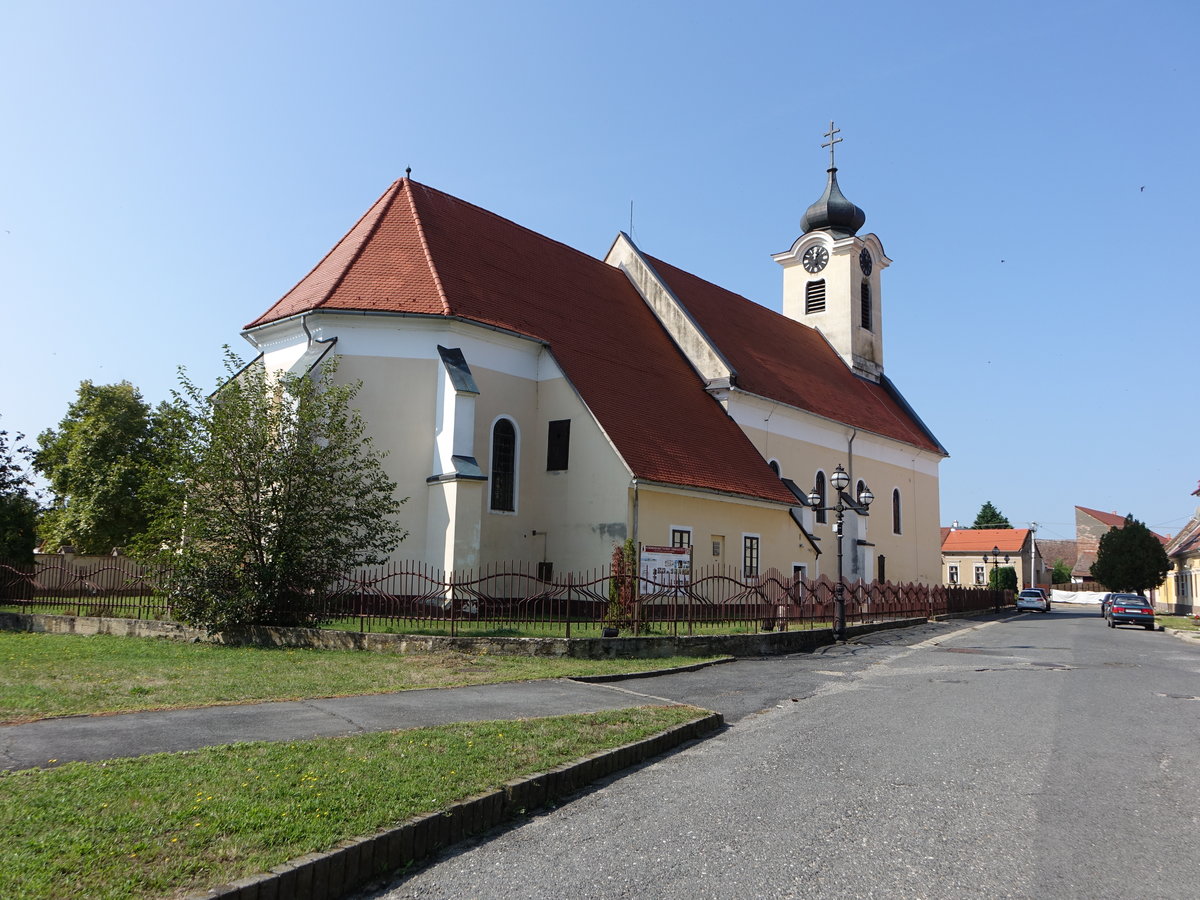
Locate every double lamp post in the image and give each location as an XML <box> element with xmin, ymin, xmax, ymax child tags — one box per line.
<box><xmin>808</xmin><ymin>464</ymin><xmax>873</xmax><ymax>642</ymax></box>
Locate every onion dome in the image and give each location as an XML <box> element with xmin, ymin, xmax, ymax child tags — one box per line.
<box><xmin>800</xmin><ymin>167</ymin><xmax>866</xmax><ymax>238</ymax></box>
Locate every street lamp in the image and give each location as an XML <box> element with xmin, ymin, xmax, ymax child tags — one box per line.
<box><xmin>808</xmin><ymin>464</ymin><xmax>873</xmax><ymax>641</ymax></box>
<box><xmin>982</xmin><ymin>545</ymin><xmax>1010</xmax><ymax>583</ymax></box>
<box><xmin>982</xmin><ymin>545</ymin><xmax>1010</xmax><ymax>612</ymax></box>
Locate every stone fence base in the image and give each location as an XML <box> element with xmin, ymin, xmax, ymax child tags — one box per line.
<box><xmin>0</xmin><ymin>612</ymin><xmax>931</xmax><ymax>658</ymax></box>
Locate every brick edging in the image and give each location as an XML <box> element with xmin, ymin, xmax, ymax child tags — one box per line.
<box><xmin>188</xmin><ymin>711</ymin><xmax>724</xmax><ymax>900</ymax></box>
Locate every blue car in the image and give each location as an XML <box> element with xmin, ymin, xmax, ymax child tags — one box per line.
<box><xmin>1104</xmin><ymin>594</ymin><xmax>1156</xmax><ymax>631</ymax></box>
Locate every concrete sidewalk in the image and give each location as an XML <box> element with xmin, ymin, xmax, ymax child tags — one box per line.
<box><xmin>0</xmin><ymin>678</ymin><xmax>675</xmax><ymax>772</ymax></box>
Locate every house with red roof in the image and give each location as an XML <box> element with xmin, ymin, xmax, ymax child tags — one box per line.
<box><xmin>1073</xmin><ymin>505</ymin><xmax>1169</xmax><ymax>582</ymax></box>
<box><xmin>240</xmin><ymin>152</ymin><xmax>946</xmax><ymax>583</ymax></box>
<box><xmin>940</xmin><ymin>527</ymin><xmax>1035</xmax><ymax>588</ymax></box>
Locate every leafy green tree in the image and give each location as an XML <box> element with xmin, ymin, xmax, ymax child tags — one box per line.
<box><xmin>988</xmin><ymin>565</ymin><xmax>1018</xmax><ymax>592</ymax></box>
<box><xmin>1051</xmin><ymin>558</ymin><xmax>1073</xmax><ymax>585</ymax></box>
<box><xmin>973</xmin><ymin>501</ymin><xmax>1012</xmax><ymax>529</ymax></box>
<box><xmin>1090</xmin><ymin>514</ymin><xmax>1170</xmax><ymax>595</ymax></box>
<box><xmin>34</xmin><ymin>381</ymin><xmax>157</xmax><ymax>554</ymax></box>
<box><xmin>0</xmin><ymin>420</ymin><xmax>39</xmax><ymax>563</ymax></box>
<box><xmin>151</xmin><ymin>350</ymin><xmax>407</xmax><ymax>630</ymax></box>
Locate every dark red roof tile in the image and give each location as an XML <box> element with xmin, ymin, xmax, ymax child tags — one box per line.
<box><xmin>644</xmin><ymin>255</ymin><xmax>944</xmax><ymax>454</ymax></box>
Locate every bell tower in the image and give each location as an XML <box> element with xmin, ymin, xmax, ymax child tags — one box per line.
<box><xmin>774</xmin><ymin>123</ymin><xmax>890</xmax><ymax>382</ymax></box>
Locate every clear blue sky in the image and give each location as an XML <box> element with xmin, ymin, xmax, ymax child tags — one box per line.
<box><xmin>3</xmin><ymin>0</ymin><xmax>1197</xmax><ymax>543</ymax></box>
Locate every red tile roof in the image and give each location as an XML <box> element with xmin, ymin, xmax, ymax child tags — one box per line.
<box><xmin>644</xmin><ymin>255</ymin><xmax>944</xmax><ymax>454</ymax></box>
<box><xmin>941</xmin><ymin>528</ymin><xmax>1031</xmax><ymax>554</ymax></box>
<box><xmin>246</xmin><ymin>179</ymin><xmax>797</xmax><ymax>505</ymax></box>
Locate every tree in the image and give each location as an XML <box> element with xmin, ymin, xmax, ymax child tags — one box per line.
<box><xmin>151</xmin><ymin>350</ymin><xmax>407</xmax><ymax>630</ymax></box>
<box><xmin>1090</xmin><ymin>514</ymin><xmax>1170</xmax><ymax>595</ymax></box>
<box><xmin>0</xmin><ymin>420</ymin><xmax>39</xmax><ymax>563</ymax></box>
<box><xmin>988</xmin><ymin>565</ymin><xmax>1018</xmax><ymax>592</ymax></box>
<box><xmin>34</xmin><ymin>381</ymin><xmax>157</xmax><ymax>554</ymax></box>
<box><xmin>972</xmin><ymin>501</ymin><xmax>1012</xmax><ymax>529</ymax></box>
<box><xmin>1051</xmin><ymin>558</ymin><xmax>1073</xmax><ymax>585</ymax></box>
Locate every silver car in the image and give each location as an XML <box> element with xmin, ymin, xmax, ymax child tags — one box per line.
<box><xmin>1016</xmin><ymin>588</ymin><xmax>1051</xmax><ymax>613</ymax></box>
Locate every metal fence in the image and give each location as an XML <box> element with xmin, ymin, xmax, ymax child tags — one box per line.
<box><xmin>0</xmin><ymin>556</ymin><xmax>1008</xmax><ymax>636</ymax></box>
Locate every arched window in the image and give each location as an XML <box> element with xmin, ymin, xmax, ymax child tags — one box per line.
<box><xmin>892</xmin><ymin>488</ymin><xmax>902</xmax><ymax>534</ymax></box>
<box><xmin>768</xmin><ymin>460</ymin><xmax>781</xmax><ymax>477</ymax></box>
<box><xmin>860</xmin><ymin>282</ymin><xmax>872</xmax><ymax>331</ymax></box>
<box><xmin>490</xmin><ymin>419</ymin><xmax>516</xmax><ymax>512</ymax></box>
<box><xmin>813</xmin><ymin>470</ymin><xmax>827</xmax><ymax>524</ymax></box>
<box><xmin>856</xmin><ymin>479</ymin><xmax>867</xmax><ymax>504</ymax></box>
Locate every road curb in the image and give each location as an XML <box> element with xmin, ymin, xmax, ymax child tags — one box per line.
<box><xmin>568</xmin><ymin>656</ymin><xmax>736</xmax><ymax>682</ymax></box>
<box><xmin>1164</xmin><ymin>627</ymin><xmax>1200</xmax><ymax>644</ymax></box>
<box><xmin>186</xmin><ymin>711</ymin><xmax>724</xmax><ymax>900</ymax></box>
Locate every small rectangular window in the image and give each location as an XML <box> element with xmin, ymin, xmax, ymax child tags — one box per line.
<box><xmin>546</xmin><ymin>419</ymin><xmax>570</xmax><ymax>471</ymax></box>
<box><xmin>949</xmin><ymin>565</ymin><xmax>959</xmax><ymax>585</ymax></box>
<box><xmin>536</xmin><ymin>561</ymin><xmax>554</xmax><ymax>582</ymax></box>
<box><xmin>974</xmin><ymin>564</ymin><xmax>986</xmax><ymax>586</ymax></box>
<box><xmin>860</xmin><ymin>282</ymin><xmax>872</xmax><ymax>330</ymax></box>
<box><xmin>743</xmin><ymin>536</ymin><xmax>760</xmax><ymax>578</ymax></box>
<box><xmin>671</xmin><ymin>528</ymin><xmax>692</xmax><ymax>549</ymax></box>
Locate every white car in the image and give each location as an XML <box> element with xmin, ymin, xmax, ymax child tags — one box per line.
<box><xmin>1016</xmin><ymin>588</ymin><xmax>1051</xmax><ymax>613</ymax></box>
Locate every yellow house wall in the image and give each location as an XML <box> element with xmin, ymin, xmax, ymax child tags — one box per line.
<box><xmin>942</xmin><ymin>552</ymin><xmax>1028</xmax><ymax>589</ymax></box>
<box><xmin>631</xmin><ymin>486</ymin><xmax>809</xmax><ymax>575</ymax></box>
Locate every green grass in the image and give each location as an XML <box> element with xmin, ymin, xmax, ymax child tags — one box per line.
<box><xmin>1158</xmin><ymin>615</ymin><xmax>1200</xmax><ymax>632</ymax></box>
<box><xmin>0</xmin><ymin>631</ymin><xmax>727</xmax><ymax>724</ymax></box>
<box><xmin>0</xmin><ymin>705</ymin><xmax>704</xmax><ymax>900</ymax></box>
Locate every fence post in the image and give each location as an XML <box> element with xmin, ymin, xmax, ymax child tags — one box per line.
<box><xmin>565</xmin><ymin>571</ymin><xmax>573</xmax><ymax>640</ymax></box>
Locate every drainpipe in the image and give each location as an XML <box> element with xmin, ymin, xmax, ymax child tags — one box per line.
<box><xmin>631</xmin><ymin>478</ymin><xmax>639</xmax><ymax>552</ymax></box>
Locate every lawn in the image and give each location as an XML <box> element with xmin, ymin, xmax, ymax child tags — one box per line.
<box><xmin>1158</xmin><ymin>615</ymin><xmax>1200</xmax><ymax>632</ymax></box>
<box><xmin>0</xmin><ymin>705</ymin><xmax>705</xmax><ymax>900</ymax></box>
<box><xmin>0</xmin><ymin>631</ymin><xmax>727</xmax><ymax>724</ymax></box>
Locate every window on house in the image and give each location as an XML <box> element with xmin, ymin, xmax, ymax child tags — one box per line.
<box><xmin>546</xmin><ymin>419</ymin><xmax>570</xmax><ymax>471</ymax></box>
<box><xmin>490</xmin><ymin>419</ymin><xmax>516</xmax><ymax>512</ymax></box>
<box><xmin>974</xmin><ymin>564</ymin><xmax>986</xmax><ymax>586</ymax></box>
<box><xmin>671</xmin><ymin>528</ymin><xmax>692</xmax><ymax>549</ymax></box>
<box><xmin>892</xmin><ymin>488</ymin><xmax>902</xmax><ymax>535</ymax></box>
<box><xmin>877</xmin><ymin>555</ymin><xmax>886</xmax><ymax>583</ymax></box>
<box><xmin>805</xmin><ymin>280</ymin><xmax>826</xmax><ymax>314</ymax></box>
<box><xmin>536</xmin><ymin>561</ymin><xmax>554</xmax><ymax>582</ymax></box>
<box><xmin>813</xmin><ymin>471</ymin><xmax>827</xmax><ymax>524</ymax></box>
<box><xmin>860</xmin><ymin>282</ymin><xmax>872</xmax><ymax>330</ymax></box>
<box><xmin>768</xmin><ymin>460</ymin><xmax>780</xmax><ymax>476</ymax></box>
<box><xmin>743</xmin><ymin>536</ymin><xmax>760</xmax><ymax>578</ymax></box>
<box><xmin>949</xmin><ymin>564</ymin><xmax>959</xmax><ymax>585</ymax></box>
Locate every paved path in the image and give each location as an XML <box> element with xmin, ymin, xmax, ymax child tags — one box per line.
<box><xmin>0</xmin><ymin>679</ymin><xmax>662</xmax><ymax>771</ymax></box>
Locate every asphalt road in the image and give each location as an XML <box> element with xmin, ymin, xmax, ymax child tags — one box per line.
<box><xmin>358</xmin><ymin>609</ymin><xmax>1200</xmax><ymax>900</ymax></box>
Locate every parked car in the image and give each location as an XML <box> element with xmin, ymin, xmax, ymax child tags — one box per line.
<box><xmin>1104</xmin><ymin>594</ymin><xmax>1156</xmax><ymax>630</ymax></box>
<box><xmin>1016</xmin><ymin>588</ymin><xmax>1051</xmax><ymax>613</ymax></box>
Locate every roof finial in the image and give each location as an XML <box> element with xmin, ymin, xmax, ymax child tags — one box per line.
<box><xmin>821</xmin><ymin>121</ymin><xmax>842</xmax><ymax>170</ymax></box>
<box><xmin>405</xmin><ymin>166</ymin><xmax>412</xmax><ymax>179</ymax></box>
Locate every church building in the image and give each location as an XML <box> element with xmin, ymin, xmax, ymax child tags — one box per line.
<box><xmin>241</xmin><ymin>139</ymin><xmax>947</xmax><ymax>585</ymax></box>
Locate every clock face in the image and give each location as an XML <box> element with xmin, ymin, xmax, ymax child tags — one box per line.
<box><xmin>859</xmin><ymin>248</ymin><xmax>873</xmax><ymax>276</ymax></box>
<box><xmin>802</xmin><ymin>245</ymin><xmax>829</xmax><ymax>274</ymax></box>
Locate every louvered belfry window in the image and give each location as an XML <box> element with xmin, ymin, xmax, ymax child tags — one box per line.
<box><xmin>861</xmin><ymin>282</ymin><xmax>872</xmax><ymax>330</ymax></box>
<box><xmin>805</xmin><ymin>280</ymin><xmax>826</xmax><ymax>314</ymax></box>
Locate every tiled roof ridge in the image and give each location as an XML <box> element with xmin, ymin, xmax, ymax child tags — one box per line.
<box><xmin>403</xmin><ymin>179</ymin><xmax>452</xmax><ymax>316</ymax></box>
<box><xmin>415</xmin><ymin>179</ymin><xmax>620</xmax><ymax>276</ymax></box>
<box><xmin>244</xmin><ymin>180</ymin><xmax>405</xmax><ymax>328</ymax></box>
<box><xmin>319</xmin><ymin>179</ymin><xmax>406</xmax><ymax>311</ymax></box>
